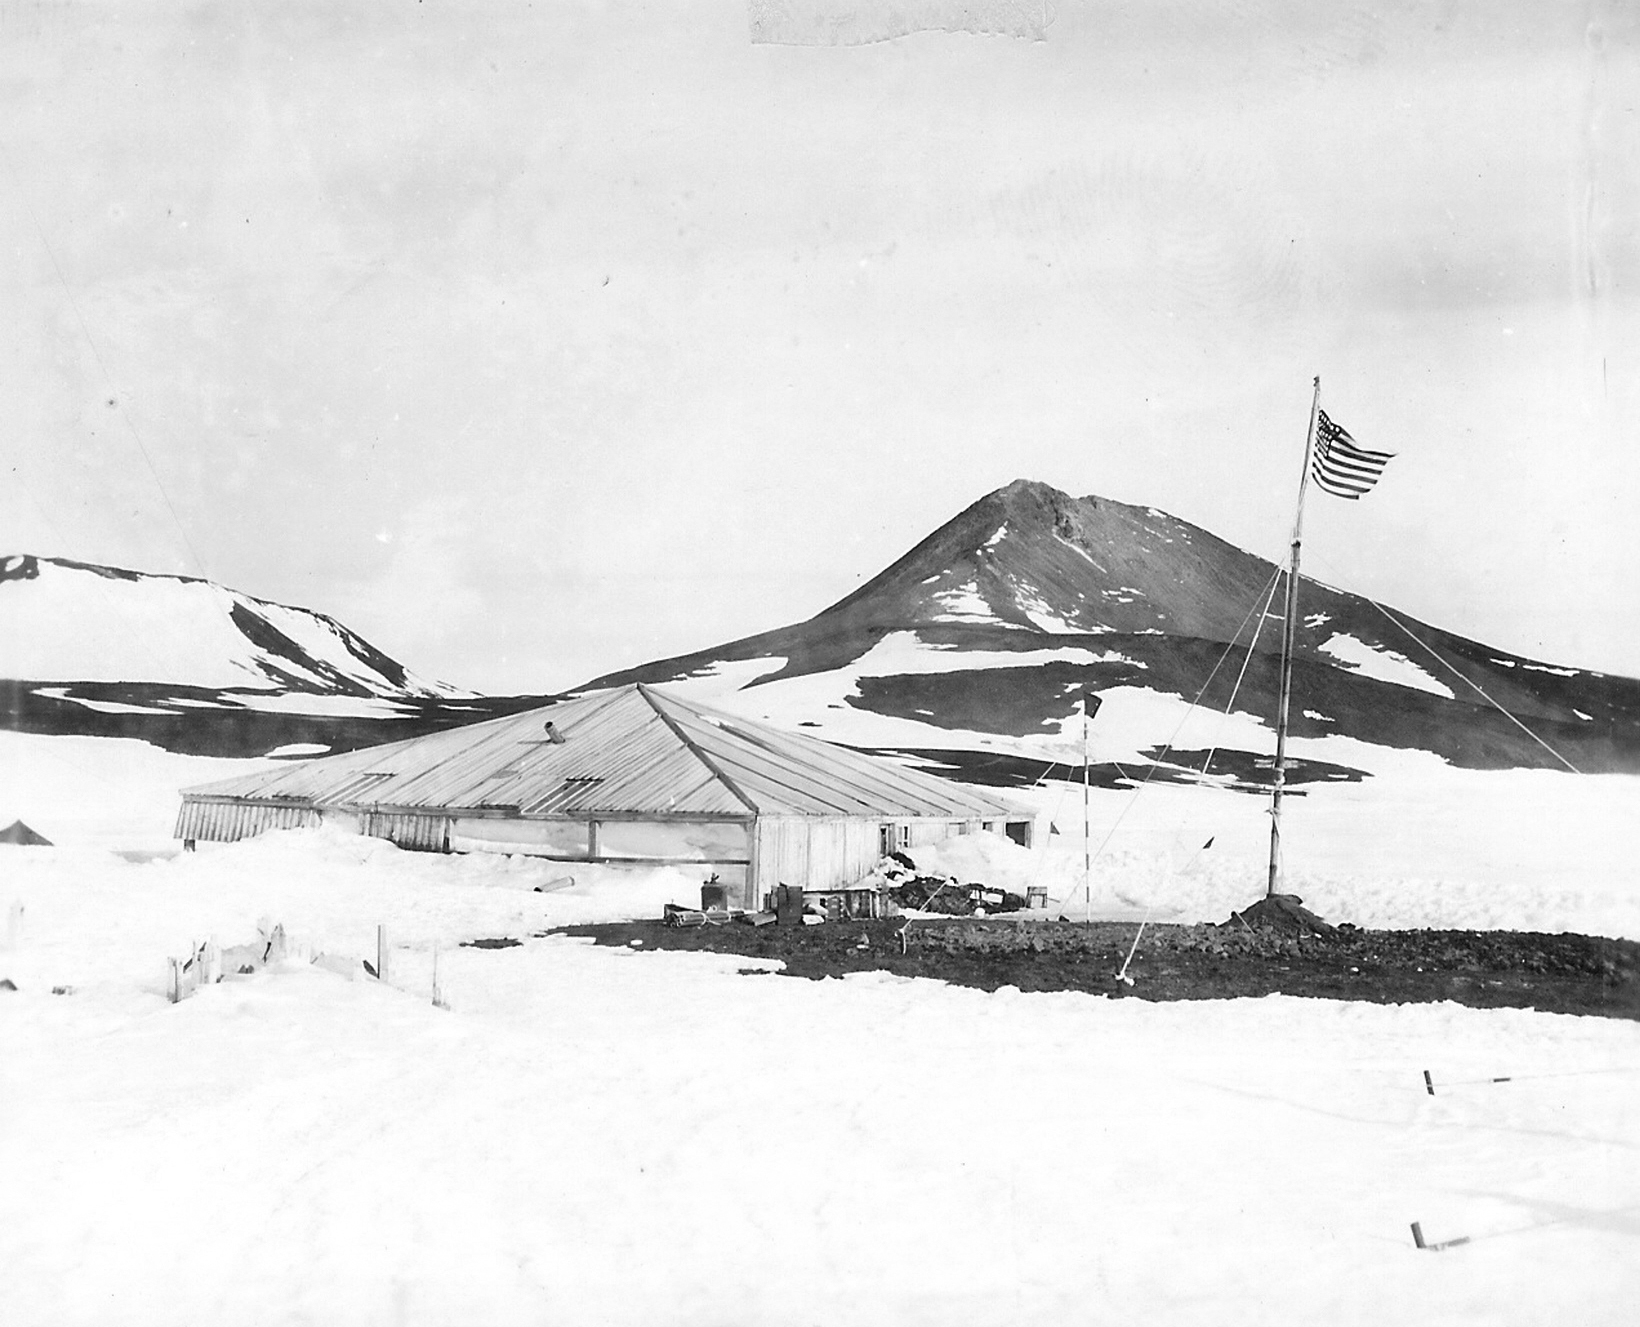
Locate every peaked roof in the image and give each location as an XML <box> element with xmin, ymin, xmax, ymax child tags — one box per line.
<box><xmin>0</xmin><ymin>820</ymin><xmax>52</xmax><ymax>846</ymax></box>
<box><xmin>183</xmin><ymin>684</ymin><xmax>1023</xmax><ymax>821</ymax></box>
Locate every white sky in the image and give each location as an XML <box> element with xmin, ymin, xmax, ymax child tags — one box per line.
<box><xmin>2</xmin><ymin>2</ymin><xmax>1635</xmax><ymax>694</ymax></box>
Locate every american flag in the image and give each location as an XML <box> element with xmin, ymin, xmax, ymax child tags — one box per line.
<box><xmin>1311</xmin><ymin>410</ymin><xmax>1395</xmax><ymax>499</ymax></box>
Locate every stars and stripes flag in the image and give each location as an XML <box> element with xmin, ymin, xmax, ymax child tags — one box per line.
<box><xmin>1311</xmin><ymin>409</ymin><xmax>1395</xmax><ymax>499</ymax></box>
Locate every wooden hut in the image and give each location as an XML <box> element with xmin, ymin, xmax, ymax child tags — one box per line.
<box><xmin>175</xmin><ymin>684</ymin><xmax>1030</xmax><ymax>907</ymax></box>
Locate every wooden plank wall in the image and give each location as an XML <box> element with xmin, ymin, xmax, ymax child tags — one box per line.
<box><xmin>174</xmin><ymin>800</ymin><xmax>451</xmax><ymax>852</ymax></box>
<box><xmin>175</xmin><ymin>799</ymin><xmax>320</xmax><ymax>843</ymax></box>
<box><xmin>363</xmin><ymin>812</ymin><xmax>452</xmax><ymax>853</ymax></box>
<box><xmin>752</xmin><ymin>817</ymin><xmax>892</xmax><ymax>908</ymax></box>
<box><xmin>905</xmin><ymin>819</ymin><xmax>970</xmax><ymax>848</ymax></box>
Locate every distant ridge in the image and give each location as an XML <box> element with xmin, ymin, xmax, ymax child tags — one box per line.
<box><xmin>7</xmin><ymin>483</ymin><xmax>1639</xmax><ymax>779</ymax></box>
<box><xmin>0</xmin><ymin>553</ymin><xmax>550</xmax><ymax>759</ymax></box>
<box><xmin>0</xmin><ymin>553</ymin><xmax>464</xmax><ymax>697</ymax></box>
<box><xmin>587</xmin><ymin>480</ymin><xmax>1640</xmax><ymax>780</ymax></box>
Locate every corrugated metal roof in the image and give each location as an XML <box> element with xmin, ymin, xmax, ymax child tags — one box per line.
<box><xmin>183</xmin><ymin>683</ymin><xmax>1024</xmax><ymax>821</ymax></box>
<box><xmin>659</xmin><ymin>700</ymin><xmax>1018</xmax><ymax>818</ymax></box>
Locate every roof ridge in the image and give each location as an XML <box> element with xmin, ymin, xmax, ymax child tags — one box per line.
<box><xmin>636</xmin><ymin>684</ymin><xmax>760</xmax><ymax>814</ymax></box>
<box><xmin>648</xmin><ymin>686</ymin><xmax>1021</xmax><ymax>817</ymax></box>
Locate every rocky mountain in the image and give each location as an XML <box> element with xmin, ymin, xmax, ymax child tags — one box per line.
<box><xmin>587</xmin><ymin>480</ymin><xmax>1640</xmax><ymax>787</ymax></box>
<box><xmin>10</xmin><ymin>483</ymin><xmax>1638</xmax><ymax>782</ymax></box>
<box><xmin>0</xmin><ymin>554</ymin><xmax>541</xmax><ymax>757</ymax></box>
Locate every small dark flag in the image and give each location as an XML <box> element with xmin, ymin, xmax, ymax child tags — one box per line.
<box><xmin>1083</xmin><ymin>689</ymin><xmax>1103</xmax><ymax>717</ymax></box>
<box><xmin>1201</xmin><ymin>836</ymin><xmax>1215</xmax><ymax>851</ymax></box>
<box><xmin>1312</xmin><ymin>409</ymin><xmax>1395</xmax><ymax>499</ymax></box>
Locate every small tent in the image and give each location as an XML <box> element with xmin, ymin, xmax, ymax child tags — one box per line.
<box><xmin>0</xmin><ymin>820</ymin><xmax>52</xmax><ymax>846</ymax></box>
<box><xmin>176</xmin><ymin>684</ymin><xmax>1031</xmax><ymax>907</ymax></box>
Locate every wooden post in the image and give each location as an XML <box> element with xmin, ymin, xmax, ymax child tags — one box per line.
<box><xmin>376</xmin><ymin>924</ymin><xmax>389</xmax><ymax>984</ymax></box>
<box><xmin>431</xmin><ymin>945</ymin><xmax>444</xmax><ymax>1009</ymax></box>
<box><xmin>1267</xmin><ymin>376</ymin><xmax>1324</xmax><ymax>899</ymax></box>
<box><xmin>169</xmin><ymin>958</ymin><xmax>181</xmax><ymax>1004</ymax></box>
<box><xmin>1082</xmin><ymin>694</ymin><xmax>1091</xmax><ymax>923</ymax></box>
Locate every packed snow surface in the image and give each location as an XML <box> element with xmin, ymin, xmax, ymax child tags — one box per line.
<box><xmin>2</xmin><ymin>828</ymin><xmax>1638</xmax><ymax>1326</ymax></box>
<box><xmin>4</xmin><ymin>735</ymin><xmax>1640</xmax><ymax>1324</ymax></box>
<box><xmin>0</xmin><ymin>731</ymin><xmax>268</xmax><ymax>850</ymax></box>
<box><xmin>915</xmin><ymin>766</ymin><xmax>1640</xmax><ymax>938</ymax></box>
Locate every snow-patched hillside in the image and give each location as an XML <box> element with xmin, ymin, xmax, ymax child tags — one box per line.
<box><xmin>591</xmin><ymin>481</ymin><xmax>1640</xmax><ymax>778</ymax></box>
<box><xmin>0</xmin><ymin>554</ymin><xmax>463</xmax><ymax>697</ymax></box>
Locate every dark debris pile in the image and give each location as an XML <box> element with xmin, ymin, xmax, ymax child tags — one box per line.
<box><xmin>879</xmin><ymin>855</ymin><xmax>1029</xmax><ymax>917</ymax></box>
<box><xmin>553</xmin><ymin>913</ymin><xmax>1640</xmax><ymax>1020</ymax></box>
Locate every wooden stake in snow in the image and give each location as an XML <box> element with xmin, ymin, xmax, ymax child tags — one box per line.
<box><xmin>1082</xmin><ymin>693</ymin><xmax>1091</xmax><ymax>924</ymax></box>
<box><xmin>431</xmin><ymin>945</ymin><xmax>446</xmax><ymax>1009</ymax></box>
<box><xmin>376</xmin><ymin>925</ymin><xmax>389</xmax><ymax>984</ymax></box>
<box><xmin>1424</xmin><ymin>1070</ymin><xmax>1435</xmax><ymax>1096</ymax></box>
<box><xmin>1410</xmin><ymin>1221</ymin><xmax>1470</xmax><ymax>1252</ymax></box>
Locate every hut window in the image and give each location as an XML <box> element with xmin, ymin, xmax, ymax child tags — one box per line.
<box><xmin>879</xmin><ymin>824</ymin><xmax>913</xmax><ymax>855</ymax></box>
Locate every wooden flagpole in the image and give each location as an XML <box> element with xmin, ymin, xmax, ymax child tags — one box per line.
<box><xmin>1083</xmin><ymin>691</ymin><xmax>1091</xmax><ymax>923</ymax></box>
<box><xmin>1267</xmin><ymin>376</ymin><xmax>1323</xmax><ymax>898</ymax></box>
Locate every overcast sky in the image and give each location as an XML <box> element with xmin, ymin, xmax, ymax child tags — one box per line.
<box><xmin>2</xmin><ymin>2</ymin><xmax>1635</xmax><ymax>694</ymax></box>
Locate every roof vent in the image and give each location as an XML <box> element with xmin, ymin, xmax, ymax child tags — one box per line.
<box><xmin>543</xmin><ymin>721</ymin><xmax>566</xmax><ymax>744</ymax></box>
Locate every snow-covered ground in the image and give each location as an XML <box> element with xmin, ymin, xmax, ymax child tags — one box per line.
<box><xmin>0</xmin><ymin>731</ymin><xmax>269</xmax><ymax>850</ymax></box>
<box><xmin>945</xmin><ymin>762</ymin><xmax>1640</xmax><ymax>939</ymax></box>
<box><xmin>3</xmin><ymin>733</ymin><xmax>1639</xmax><ymax>1324</ymax></box>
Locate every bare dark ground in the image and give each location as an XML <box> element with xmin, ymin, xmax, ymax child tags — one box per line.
<box><xmin>535</xmin><ymin>918</ymin><xmax>1640</xmax><ymax>1021</ymax></box>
